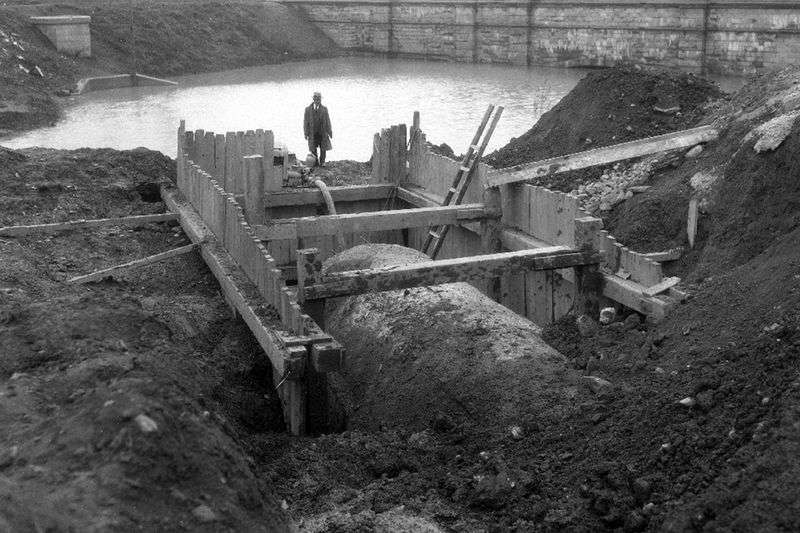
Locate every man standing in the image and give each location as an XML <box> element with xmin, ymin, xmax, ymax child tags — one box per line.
<box><xmin>303</xmin><ymin>91</ymin><xmax>332</xmax><ymax>167</ymax></box>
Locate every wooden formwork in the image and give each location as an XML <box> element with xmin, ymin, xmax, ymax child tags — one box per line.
<box><xmin>170</xmin><ymin>113</ymin><xmax>689</xmax><ymax>434</ymax></box>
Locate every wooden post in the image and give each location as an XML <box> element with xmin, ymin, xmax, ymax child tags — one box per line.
<box><xmin>177</xmin><ymin>120</ymin><xmax>186</xmax><ymax>191</ymax></box>
<box><xmin>687</xmin><ymin>198</ymin><xmax>698</xmax><ymax>248</ymax></box>
<box><xmin>262</xmin><ymin>130</ymin><xmax>279</xmax><ymax>192</ymax></box>
<box><xmin>214</xmin><ymin>134</ymin><xmax>225</xmax><ymax>179</ymax></box>
<box><xmin>573</xmin><ymin>216</ymin><xmax>604</xmax><ymax>317</ymax></box>
<box><xmin>244</xmin><ymin>155</ymin><xmax>265</xmax><ymax>225</ymax></box>
<box><xmin>297</xmin><ymin>248</ymin><xmax>325</xmax><ymax>328</ymax></box>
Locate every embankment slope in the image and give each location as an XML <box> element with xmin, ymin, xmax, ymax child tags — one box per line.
<box><xmin>0</xmin><ymin>1</ymin><xmax>338</xmax><ymax>134</ymax></box>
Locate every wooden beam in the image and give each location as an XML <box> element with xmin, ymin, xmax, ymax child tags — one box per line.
<box><xmin>602</xmin><ymin>275</ymin><xmax>672</xmax><ymax>321</ymax></box>
<box><xmin>0</xmin><ymin>213</ymin><xmax>178</xmax><ymax>237</ymax></box>
<box><xmin>302</xmin><ymin>247</ymin><xmax>601</xmax><ymax>300</ymax></box>
<box><xmin>161</xmin><ymin>185</ymin><xmax>302</xmax><ymax>379</ymax></box>
<box><xmin>67</xmin><ymin>243</ymin><xmax>197</xmax><ymax>284</ymax></box>
<box><xmin>687</xmin><ymin>198</ymin><xmax>699</xmax><ymax>248</ymax></box>
<box><xmin>642</xmin><ymin>276</ymin><xmax>681</xmax><ymax>297</ymax></box>
<box><xmin>642</xmin><ymin>247</ymin><xmax>684</xmax><ymax>262</ymax></box>
<box><xmin>255</xmin><ymin>204</ymin><xmax>491</xmax><ymax>241</ymax></box>
<box><xmin>263</xmin><ymin>184</ymin><xmax>395</xmax><ymax>207</ymax></box>
<box><xmin>485</xmin><ymin>125</ymin><xmax>719</xmax><ymax>188</ymax></box>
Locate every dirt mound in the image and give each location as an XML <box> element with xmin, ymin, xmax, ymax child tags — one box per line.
<box><xmin>485</xmin><ymin>67</ymin><xmax>723</xmax><ymax>190</ymax></box>
<box><xmin>321</xmin><ymin>244</ymin><xmax>578</xmax><ymax>438</ymax></box>
<box><xmin>0</xmin><ymin>146</ymin><xmax>292</xmax><ymax>530</ymax></box>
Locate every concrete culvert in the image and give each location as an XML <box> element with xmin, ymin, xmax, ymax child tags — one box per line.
<box><xmin>317</xmin><ymin>244</ymin><xmax>580</xmax><ymax>439</ymax></box>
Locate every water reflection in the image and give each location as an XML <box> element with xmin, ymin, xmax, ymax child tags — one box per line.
<box><xmin>1</xmin><ymin>58</ymin><xmax>742</xmax><ymax>161</ymax></box>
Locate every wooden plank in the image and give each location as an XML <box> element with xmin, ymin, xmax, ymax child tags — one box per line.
<box><xmin>244</xmin><ymin>155</ymin><xmax>266</xmax><ymax>225</ymax></box>
<box><xmin>642</xmin><ymin>247</ymin><xmax>684</xmax><ymax>262</ymax></box>
<box><xmin>224</xmin><ymin>132</ymin><xmax>236</xmax><ymax>192</ymax></box>
<box><xmin>264</xmin><ymin>184</ymin><xmax>395</xmax><ymax>207</ymax></box>
<box><xmin>687</xmin><ymin>198</ymin><xmax>699</xmax><ymax>248</ymax></box>
<box><xmin>486</xmin><ymin>125</ymin><xmax>719</xmax><ymax>188</ymax></box>
<box><xmin>255</xmin><ymin>204</ymin><xmax>490</xmax><ymax>241</ymax></box>
<box><xmin>642</xmin><ymin>276</ymin><xmax>681</xmax><ymax>297</ymax></box>
<box><xmin>67</xmin><ymin>244</ymin><xmax>197</xmax><ymax>284</ymax></box>
<box><xmin>0</xmin><ymin>213</ymin><xmax>178</xmax><ymax>236</ymax></box>
<box><xmin>214</xmin><ymin>134</ymin><xmax>225</xmax><ymax>179</ymax></box>
<box><xmin>303</xmin><ymin>247</ymin><xmax>600</xmax><ymax>300</ymax></box>
<box><xmin>526</xmin><ymin>270</ymin><xmax>553</xmax><ymax>326</ymax></box>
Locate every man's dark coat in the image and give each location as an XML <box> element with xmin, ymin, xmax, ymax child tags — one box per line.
<box><xmin>303</xmin><ymin>103</ymin><xmax>332</xmax><ymax>152</ymax></box>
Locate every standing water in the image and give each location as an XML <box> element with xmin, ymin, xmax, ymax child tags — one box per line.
<box><xmin>2</xmin><ymin>57</ymin><xmax>593</xmax><ymax>160</ymax></box>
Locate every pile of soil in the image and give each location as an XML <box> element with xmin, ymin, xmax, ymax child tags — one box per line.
<box><xmin>484</xmin><ymin>67</ymin><xmax>723</xmax><ymax>190</ymax></box>
<box><xmin>321</xmin><ymin>244</ymin><xmax>576</xmax><ymax>438</ymax></box>
<box><xmin>0</xmin><ymin>0</ymin><xmax>338</xmax><ymax>134</ymax></box>
<box><xmin>0</xmin><ymin>147</ymin><xmax>291</xmax><ymax>530</ymax></box>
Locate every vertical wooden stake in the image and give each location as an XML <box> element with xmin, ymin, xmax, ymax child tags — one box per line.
<box><xmin>297</xmin><ymin>248</ymin><xmax>325</xmax><ymax>329</ymax></box>
<box><xmin>244</xmin><ymin>155</ymin><xmax>265</xmax><ymax>225</ymax></box>
<box><xmin>687</xmin><ymin>198</ymin><xmax>698</xmax><ymax>248</ymax></box>
<box><xmin>573</xmin><ymin>216</ymin><xmax>604</xmax><ymax>317</ymax></box>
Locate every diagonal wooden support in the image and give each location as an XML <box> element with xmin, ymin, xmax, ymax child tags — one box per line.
<box><xmin>486</xmin><ymin>125</ymin><xmax>719</xmax><ymax>188</ymax></box>
<box><xmin>67</xmin><ymin>243</ymin><xmax>197</xmax><ymax>284</ymax></box>
<box><xmin>301</xmin><ymin>246</ymin><xmax>602</xmax><ymax>301</ymax></box>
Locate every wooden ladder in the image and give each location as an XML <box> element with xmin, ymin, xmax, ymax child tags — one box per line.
<box><xmin>421</xmin><ymin>104</ymin><xmax>504</xmax><ymax>259</ymax></box>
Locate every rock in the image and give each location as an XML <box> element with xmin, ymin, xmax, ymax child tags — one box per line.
<box><xmin>624</xmin><ymin>510</ymin><xmax>648</xmax><ymax>532</ymax></box>
<box><xmin>624</xmin><ymin>190</ymin><xmax>634</xmax><ymax>199</ymax></box>
<box><xmin>599</xmin><ymin>307</ymin><xmax>616</xmax><ymax>325</ymax></box>
<box><xmin>192</xmin><ymin>504</ymin><xmax>217</xmax><ymax>523</ymax></box>
<box><xmin>599</xmin><ymin>202</ymin><xmax>612</xmax><ymax>211</ymax></box>
<box><xmin>582</xmin><ymin>376</ymin><xmax>613</xmax><ymax>396</ymax></box>
<box><xmin>469</xmin><ymin>473</ymin><xmax>514</xmax><ymax>510</ymax></box>
<box><xmin>632</xmin><ymin>478</ymin><xmax>651</xmax><ymax>503</ymax></box>
<box><xmin>751</xmin><ymin>111</ymin><xmax>800</xmax><ymax>153</ymax></box>
<box><xmin>623</xmin><ymin>313</ymin><xmax>641</xmax><ymax>331</ymax></box>
<box><xmin>576</xmin><ymin>315</ymin><xmax>599</xmax><ymax>337</ymax></box>
<box><xmin>685</xmin><ymin>145</ymin><xmax>704</xmax><ymax>158</ymax></box>
<box><xmin>677</xmin><ymin>397</ymin><xmax>696</xmax><ymax>408</ymax></box>
<box><xmin>408</xmin><ymin>431</ymin><xmax>432</xmax><ymax>447</ymax></box>
<box><xmin>629</xmin><ymin>185</ymin><xmax>650</xmax><ymax>193</ymax></box>
<box><xmin>134</xmin><ymin>414</ymin><xmax>159</xmax><ymax>433</ymax></box>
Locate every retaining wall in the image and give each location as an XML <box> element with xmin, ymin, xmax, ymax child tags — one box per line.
<box><xmin>283</xmin><ymin>0</ymin><xmax>800</xmax><ymax>75</ymax></box>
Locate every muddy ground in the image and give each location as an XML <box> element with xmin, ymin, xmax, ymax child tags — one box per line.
<box><xmin>2</xmin><ymin>60</ymin><xmax>800</xmax><ymax>531</ymax></box>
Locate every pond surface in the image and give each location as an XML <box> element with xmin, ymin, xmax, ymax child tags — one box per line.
<box><xmin>2</xmin><ymin>57</ymin><xmax>595</xmax><ymax>161</ymax></box>
<box><xmin>2</xmin><ymin>58</ymin><xmax>744</xmax><ymax>161</ymax></box>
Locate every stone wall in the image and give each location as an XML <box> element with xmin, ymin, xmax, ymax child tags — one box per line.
<box><xmin>30</xmin><ymin>15</ymin><xmax>91</xmax><ymax>58</ymax></box>
<box><xmin>282</xmin><ymin>0</ymin><xmax>800</xmax><ymax>75</ymax></box>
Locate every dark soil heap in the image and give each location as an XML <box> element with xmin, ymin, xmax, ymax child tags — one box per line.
<box><xmin>485</xmin><ymin>67</ymin><xmax>723</xmax><ymax>190</ymax></box>
<box><xmin>321</xmin><ymin>244</ymin><xmax>576</xmax><ymax>438</ymax></box>
<box><xmin>0</xmin><ymin>148</ymin><xmax>291</xmax><ymax>530</ymax></box>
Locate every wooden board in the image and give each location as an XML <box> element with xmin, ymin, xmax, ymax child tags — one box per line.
<box><xmin>264</xmin><ymin>184</ymin><xmax>395</xmax><ymax>207</ymax></box>
<box><xmin>0</xmin><ymin>213</ymin><xmax>178</xmax><ymax>236</ymax></box>
<box><xmin>302</xmin><ymin>247</ymin><xmax>602</xmax><ymax>300</ymax></box>
<box><xmin>486</xmin><ymin>125</ymin><xmax>719</xmax><ymax>188</ymax></box>
<box><xmin>67</xmin><ymin>243</ymin><xmax>197</xmax><ymax>284</ymax></box>
<box><xmin>255</xmin><ymin>203</ymin><xmax>490</xmax><ymax>240</ymax></box>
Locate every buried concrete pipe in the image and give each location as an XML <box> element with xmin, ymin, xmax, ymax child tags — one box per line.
<box><xmin>311</xmin><ymin>244</ymin><xmax>582</xmax><ymax>439</ymax></box>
